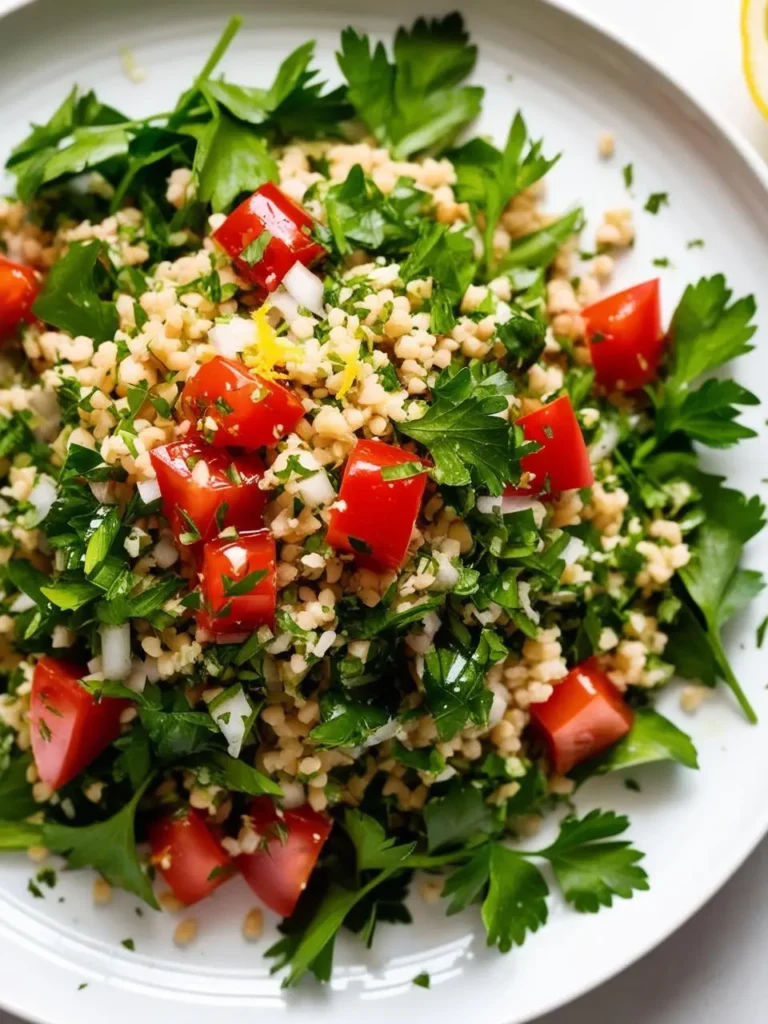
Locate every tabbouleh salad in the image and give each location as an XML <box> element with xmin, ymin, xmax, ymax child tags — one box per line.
<box><xmin>0</xmin><ymin>12</ymin><xmax>764</xmax><ymax>985</ymax></box>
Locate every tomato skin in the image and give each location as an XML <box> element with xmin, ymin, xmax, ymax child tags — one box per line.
<box><xmin>510</xmin><ymin>395</ymin><xmax>593</xmax><ymax>495</ymax></box>
<box><xmin>149</xmin><ymin>808</ymin><xmax>234</xmax><ymax>906</ymax></box>
<box><xmin>237</xmin><ymin>798</ymin><xmax>332</xmax><ymax>917</ymax></box>
<box><xmin>0</xmin><ymin>257</ymin><xmax>39</xmax><ymax>340</ymax></box>
<box><xmin>149</xmin><ymin>437</ymin><xmax>267</xmax><ymax>547</ymax></box>
<box><xmin>582</xmin><ymin>279</ymin><xmax>664</xmax><ymax>390</ymax></box>
<box><xmin>326</xmin><ymin>439</ymin><xmax>428</xmax><ymax>572</ymax></box>
<box><xmin>197</xmin><ymin>529</ymin><xmax>277</xmax><ymax>636</ymax></box>
<box><xmin>213</xmin><ymin>183</ymin><xmax>325</xmax><ymax>292</ymax></box>
<box><xmin>181</xmin><ymin>356</ymin><xmax>304</xmax><ymax>448</ymax></box>
<box><xmin>30</xmin><ymin>657</ymin><xmax>129</xmax><ymax>790</ymax></box>
<box><xmin>529</xmin><ymin>660</ymin><xmax>633</xmax><ymax>774</ymax></box>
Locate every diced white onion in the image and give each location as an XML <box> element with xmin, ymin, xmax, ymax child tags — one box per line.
<box><xmin>28</xmin><ymin>475</ymin><xmax>57</xmax><ymax>523</ymax></box>
<box><xmin>144</xmin><ymin>656</ymin><xmax>160</xmax><ymax>683</ymax></box>
<box><xmin>296</xmin><ymin>467</ymin><xmax>335</xmax><ymax>509</ymax></box>
<box><xmin>433</xmin><ymin>766</ymin><xmax>458</xmax><ymax>784</ymax></box>
<box><xmin>208</xmin><ymin>316</ymin><xmax>255</xmax><ymax>358</ymax></box>
<box><xmin>280</xmin><ymin>780</ymin><xmax>306</xmax><ymax>809</ymax></box>
<box><xmin>432</xmin><ymin>552</ymin><xmax>460</xmax><ymax>592</ymax></box>
<box><xmin>312</xmin><ymin>629</ymin><xmax>337</xmax><ymax>658</ymax></box>
<box><xmin>209</xmin><ymin>684</ymin><xmax>254</xmax><ymax>759</ymax></box>
<box><xmin>88</xmin><ymin>480</ymin><xmax>114</xmax><ymax>505</ymax></box>
<box><xmin>267</xmin><ymin>632</ymin><xmax>292</xmax><ymax>655</ymax></box>
<box><xmin>100</xmin><ymin>623</ymin><xmax>132</xmax><ymax>680</ymax></box>
<box><xmin>270</xmin><ymin>286</ymin><xmax>301</xmax><ymax>322</ymax></box>
<box><xmin>423</xmin><ymin>611</ymin><xmax>442</xmax><ymax>641</ymax></box>
<box><xmin>10</xmin><ymin>593</ymin><xmax>36</xmax><ymax>613</ymax></box>
<box><xmin>477</xmin><ymin>494</ymin><xmax>546</xmax><ymax>527</ymax></box>
<box><xmin>562</xmin><ymin>536</ymin><xmax>588</xmax><ymax>566</ymax></box>
<box><xmin>361</xmin><ymin>718</ymin><xmax>400</xmax><ymax>749</ymax></box>
<box><xmin>472</xmin><ymin>602</ymin><xmax>503</xmax><ymax>626</ymax></box>
<box><xmin>282</xmin><ymin>262</ymin><xmax>325</xmax><ymax>316</ymax></box>
<box><xmin>125</xmin><ymin>657</ymin><xmax>148</xmax><ymax>694</ymax></box>
<box><xmin>87</xmin><ymin>656</ymin><xmax>102</xmax><ymax>674</ymax></box>
<box><xmin>137</xmin><ymin>478</ymin><xmax>162</xmax><ymax>504</ymax></box>
<box><xmin>488</xmin><ymin>681</ymin><xmax>509</xmax><ymax>726</ymax></box>
<box><xmin>589</xmin><ymin>420</ymin><xmax>620</xmax><ymax>464</ymax></box>
<box><xmin>153</xmin><ymin>536</ymin><xmax>179</xmax><ymax>569</ymax></box>
<box><xmin>518</xmin><ymin>581</ymin><xmax>541</xmax><ymax>625</ymax></box>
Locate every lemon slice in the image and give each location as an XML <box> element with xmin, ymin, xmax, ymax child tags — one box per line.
<box><xmin>742</xmin><ymin>0</ymin><xmax>768</xmax><ymax>118</ymax></box>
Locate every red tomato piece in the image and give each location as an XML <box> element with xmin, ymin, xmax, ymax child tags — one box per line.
<box><xmin>29</xmin><ymin>657</ymin><xmax>129</xmax><ymax>790</ymax></box>
<box><xmin>149</xmin><ymin>437</ymin><xmax>267</xmax><ymax>546</ymax></box>
<box><xmin>582</xmin><ymin>278</ymin><xmax>664</xmax><ymax>390</ymax></box>
<box><xmin>197</xmin><ymin>529</ymin><xmax>277</xmax><ymax>636</ymax></box>
<box><xmin>529</xmin><ymin>660</ymin><xmax>633</xmax><ymax>774</ymax></box>
<box><xmin>237</xmin><ymin>798</ymin><xmax>332</xmax><ymax>917</ymax></box>
<box><xmin>213</xmin><ymin>183</ymin><xmax>325</xmax><ymax>292</ymax></box>
<box><xmin>181</xmin><ymin>356</ymin><xmax>304</xmax><ymax>448</ymax></box>
<box><xmin>0</xmin><ymin>256</ymin><xmax>39</xmax><ymax>340</ymax></box>
<box><xmin>149</xmin><ymin>808</ymin><xmax>234</xmax><ymax>906</ymax></box>
<box><xmin>326</xmin><ymin>439</ymin><xmax>428</xmax><ymax>572</ymax></box>
<box><xmin>510</xmin><ymin>395</ymin><xmax>593</xmax><ymax>496</ymax></box>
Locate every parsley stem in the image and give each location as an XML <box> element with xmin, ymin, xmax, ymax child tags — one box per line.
<box><xmin>0</xmin><ymin>821</ymin><xmax>45</xmax><ymax>850</ymax></box>
<box><xmin>196</xmin><ymin>15</ymin><xmax>243</xmax><ymax>84</ymax></box>
<box><xmin>709</xmin><ymin>631</ymin><xmax>757</xmax><ymax>723</ymax></box>
<box><xmin>400</xmin><ymin>850</ymin><xmax>475</xmax><ymax>869</ymax></box>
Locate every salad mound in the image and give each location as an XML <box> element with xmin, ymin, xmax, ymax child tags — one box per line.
<box><xmin>0</xmin><ymin>13</ymin><xmax>763</xmax><ymax>985</ymax></box>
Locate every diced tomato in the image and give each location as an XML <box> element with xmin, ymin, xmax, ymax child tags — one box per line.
<box><xmin>582</xmin><ymin>278</ymin><xmax>664</xmax><ymax>390</ymax></box>
<box><xmin>181</xmin><ymin>355</ymin><xmax>304</xmax><ymax>448</ymax></box>
<box><xmin>197</xmin><ymin>529</ymin><xmax>277</xmax><ymax>636</ymax></box>
<box><xmin>529</xmin><ymin>659</ymin><xmax>633</xmax><ymax>774</ymax></box>
<box><xmin>509</xmin><ymin>395</ymin><xmax>593</xmax><ymax>496</ymax></box>
<box><xmin>29</xmin><ymin>657</ymin><xmax>129</xmax><ymax>790</ymax></box>
<box><xmin>0</xmin><ymin>256</ymin><xmax>39</xmax><ymax>340</ymax></box>
<box><xmin>213</xmin><ymin>183</ymin><xmax>325</xmax><ymax>292</ymax></box>
<box><xmin>149</xmin><ymin>808</ymin><xmax>234</xmax><ymax>906</ymax></box>
<box><xmin>237</xmin><ymin>798</ymin><xmax>332</xmax><ymax>917</ymax></box>
<box><xmin>149</xmin><ymin>437</ymin><xmax>267</xmax><ymax>547</ymax></box>
<box><xmin>326</xmin><ymin>439</ymin><xmax>428</xmax><ymax>572</ymax></box>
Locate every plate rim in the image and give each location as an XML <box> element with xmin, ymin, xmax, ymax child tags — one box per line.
<box><xmin>0</xmin><ymin>1</ymin><xmax>767</xmax><ymax>1022</ymax></box>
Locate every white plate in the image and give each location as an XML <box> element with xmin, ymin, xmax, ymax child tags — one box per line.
<box><xmin>1</xmin><ymin>1</ymin><xmax>768</xmax><ymax>1022</ymax></box>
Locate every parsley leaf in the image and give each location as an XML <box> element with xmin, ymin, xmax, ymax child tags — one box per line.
<box><xmin>498</xmin><ymin>208</ymin><xmax>584</xmax><ymax>271</ymax></box>
<box><xmin>337</xmin><ymin>14</ymin><xmax>483</xmax><ymax>159</ymax></box>
<box><xmin>33</xmin><ymin>241</ymin><xmax>118</xmax><ymax>343</ymax></box>
<box><xmin>398</xmin><ymin>365</ymin><xmax>521</xmax><ymax>492</ymax></box>
<box><xmin>423</xmin><ymin>631</ymin><xmax>498</xmax><ymax>741</ymax></box>
<box><xmin>570</xmin><ymin>708</ymin><xmax>698</xmax><ymax>780</ymax></box>
<box><xmin>482</xmin><ymin>844</ymin><xmax>549</xmax><ymax>951</ymax></box>
<box><xmin>452</xmin><ymin>113</ymin><xmax>559</xmax><ymax>270</ymax></box>
<box><xmin>536</xmin><ymin>810</ymin><xmax>648</xmax><ymax>913</ymax></box>
<box><xmin>344</xmin><ymin>809</ymin><xmax>416</xmax><ymax>870</ymax></box>
<box><xmin>423</xmin><ymin>784</ymin><xmax>494</xmax><ymax>852</ymax></box>
<box><xmin>309</xmin><ymin>693</ymin><xmax>390</xmax><ymax>749</ymax></box>
<box><xmin>653</xmin><ymin>276</ymin><xmax>758</xmax><ymax>447</ymax></box>
<box><xmin>43</xmin><ymin>777</ymin><xmax>158</xmax><ymax>909</ymax></box>
<box><xmin>644</xmin><ymin>191</ymin><xmax>669</xmax><ymax>214</ymax></box>
<box><xmin>677</xmin><ymin>479</ymin><xmax>765</xmax><ymax>721</ymax></box>
<box><xmin>193</xmin><ymin>103</ymin><xmax>277</xmax><ymax>212</ymax></box>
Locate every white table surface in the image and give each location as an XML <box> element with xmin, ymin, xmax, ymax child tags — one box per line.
<box><xmin>1</xmin><ymin>0</ymin><xmax>767</xmax><ymax>1021</ymax></box>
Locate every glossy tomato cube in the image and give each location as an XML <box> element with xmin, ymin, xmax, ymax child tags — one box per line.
<box><xmin>181</xmin><ymin>356</ymin><xmax>304</xmax><ymax>448</ymax></box>
<box><xmin>236</xmin><ymin>797</ymin><xmax>332</xmax><ymax>917</ymax></box>
<box><xmin>213</xmin><ymin>183</ymin><xmax>325</xmax><ymax>292</ymax></box>
<box><xmin>511</xmin><ymin>394</ymin><xmax>593</xmax><ymax>495</ymax></box>
<box><xmin>149</xmin><ymin>808</ymin><xmax>234</xmax><ymax>906</ymax></box>
<box><xmin>149</xmin><ymin>437</ymin><xmax>267</xmax><ymax>547</ymax></box>
<box><xmin>30</xmin><ymin>657</ymin><xmax>130</xmax><ymax>790</ymax></box>
<box><xmin>0</xmin><ymin>256</ymin><xmax>39</xmax><ymax>340</ymax></box>
<box><xmin>197</xmin><ymin>529</ymin><xmax>277</xmax><ymax>636</ymax></box>
<box><xmin>529</xmin><ymin>659</ymin><xmax>633</xmax><ymax>774</ymax></box>
<box><xmin>326</xmin><ymin>439</ymin><xmax>428</xmax><ymax>572</ymax></box>
<box><xmin>582</xmin><ymin>278</ymin><xmax>664</xmax><ymax>390</ymax></box>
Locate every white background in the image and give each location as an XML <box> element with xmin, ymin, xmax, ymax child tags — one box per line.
<box><xmin>1</xmin><ymin>0</ymin><xmax>767</xmax><ymax>1021</ymax></box>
